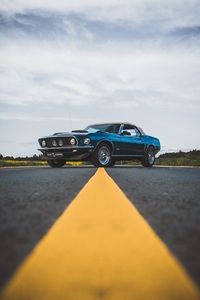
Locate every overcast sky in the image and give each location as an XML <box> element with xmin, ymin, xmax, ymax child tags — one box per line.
<box><xmin>0</xmin><ymin>0</ymin><xmax>200</xmax><ymax>156</ymax></box>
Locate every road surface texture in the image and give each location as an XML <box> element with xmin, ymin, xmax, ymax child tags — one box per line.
<box><xmin>107</xmin><ymin>166</ymin><xmax>200</xmax><ymax>287</ymax></box>
<box><xmin>0</xmin><ymin>166</ymin><xmax>200</xmax><ymax>291</ymax></box>
<box><xmin>0</xmin><ymin>166</ymin><xmax>96</xmax><ymax>289</ymax></box>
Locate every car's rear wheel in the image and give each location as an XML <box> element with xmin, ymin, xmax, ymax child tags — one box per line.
<box><xmin>47</xmin><ymin>160</ymin><xmax>66</xmax><ymax>168</ymax></box>
<box><xmin>92</xmin><ymin>143</ymin><xmax>112</xmax><ymax>167</ymax></box>
<box><xmin>141</xmin><ymin>146</ymin><xmax>155</xmax><ymax>167</ymax></box>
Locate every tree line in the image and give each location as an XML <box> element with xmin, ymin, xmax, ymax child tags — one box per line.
<box><xmin>0</xmin><ymin>154</ymin><xmax>43</xmax><ymax>161</ymax></box>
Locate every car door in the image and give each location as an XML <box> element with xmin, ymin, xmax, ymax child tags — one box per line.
<box><xmin>118</xmin><ymin>125</ymin><xmax>145</xmax><ymax>156</ymax></box>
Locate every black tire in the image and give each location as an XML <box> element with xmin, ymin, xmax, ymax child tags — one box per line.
<box><xmin>107</xmin><ymin>159</ymin><xmax>116</xmax><ymax>167</ymax></box>
<box><xmin>47</xmin><ymin>160</ymin><xmax>66</xmax><ymax>168</ymax></box>
<box><xmin>92</xmin><ymin>143</ymin><xmax>112</xmax><ymax>167</ymax></box>
<box><xmin>141</xmin><ymin>146</ymin><xmax>155</xmax><ymax>167</ymax></box>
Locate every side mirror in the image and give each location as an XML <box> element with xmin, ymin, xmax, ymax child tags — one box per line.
<box><xmin>121</xmin><ymin>130</ymin><xmax>131</xmax><ymax>136</ymax></box>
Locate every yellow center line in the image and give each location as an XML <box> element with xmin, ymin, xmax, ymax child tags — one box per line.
<box><xmin>1</xmin><ymin>168</ymin><xmax>200</xmax><ymax>300</ymax></box>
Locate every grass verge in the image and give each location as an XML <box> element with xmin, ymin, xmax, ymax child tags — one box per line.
<box><xmin>0</xmin><ymin>160</ymin><xmax>83</xmax><ymax>168</ymax></box>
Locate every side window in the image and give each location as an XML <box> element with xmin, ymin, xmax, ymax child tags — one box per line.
<box><xmin>127</xmin><ymin>129</ymin><xmax>137</xmax><ymax>136</ymax></box>
<box><xmin>123</xmin><ymin>125</ymin><xmax>140</xmax><ymax>137</ymax></box>
<box><xmin>106</xmin><ymin>124</ymin><xmax>120</xmax><ymax>134</ymax></box>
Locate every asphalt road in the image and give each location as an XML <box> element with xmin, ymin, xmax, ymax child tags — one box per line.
<box><xmin>108</xmin><ymin>166</ymin><xmax>200</xmax><ymax>287</ymax></box>
<box><xmin>0</xmin><ymin>166</ymin><xmax>200</xmax><ymax>289</ymax></box>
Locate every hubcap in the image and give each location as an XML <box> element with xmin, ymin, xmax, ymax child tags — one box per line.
<box><xmin>148</xmin><ymin>150</ymin><xmax>155</xmax><ymax>164</ymax></box>
<box><xmin>98</xmin><ymin>146</ymin><xmax>111</xmax><ymax>165</ymax></box>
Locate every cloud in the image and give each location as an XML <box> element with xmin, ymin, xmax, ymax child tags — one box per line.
<box><xmin>1</xmin><ymin>6</ymin><xmax>200</xmax><ymax>44</ymax></box>
<box><xmin>1</xmin><ymin>0</ymin><xmax>200</xmax><ymax>27</ymax></box>
<box><xmin>0</xmin><ymin>0</ymin><xmax>200</xmax><ymax>155</ymax></box>
<box><xmin>0</xmin><ymin>40</ymin><xmax>199</xmax><ymax>110</ymax></box>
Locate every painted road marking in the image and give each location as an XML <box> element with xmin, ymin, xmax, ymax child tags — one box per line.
<box><xmin>1</xmin><ymin>168</ymin><xmax>200</xmax><ymax>300</ymax></box>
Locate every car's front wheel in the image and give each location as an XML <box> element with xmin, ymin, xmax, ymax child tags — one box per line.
<box><xmin>47</xmin><ymin>160</ymin><xmax>66</xmax><ymax>168</ymax></box>
<box><xmin>92</xmin><ymin>143</ymin><xmax>112</xmax><ymax>167</ymax></box>
<box><xmin>108</xmin><ymin>159</ymin><xmax>116</xmax><ymax>167</ymax></box>
<box><xmin>141</xmin><ymin>146</ymin><xmax>155</xmax><ymax>167</ymax></box>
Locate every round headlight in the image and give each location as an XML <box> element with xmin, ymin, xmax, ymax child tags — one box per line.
<box><xmin>58</xmin><ymin>139</ymin><xmax>63</xmax><ymax>147</ymax></box>
<box><xmin>84</xmin><ymin>138</ymin><xmax>90</xmax><ymax>145</ymax></box>
<box><xmin>70</xmin><ymin>138</ymin><xmax>76</xmax><ymax>145</ymax></box>
<box><xmin>52</xmin><ymin>139</ymin><xmax>57</xmax><ymax>147</ymax></box>
<box><xmin>41</xmin><ymin>140</ymin><xmax>46</xmax><ymax>147</ymax></box>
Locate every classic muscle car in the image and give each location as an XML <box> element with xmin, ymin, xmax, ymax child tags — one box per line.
<box><xmin>38</xmin><ymin>123</ymin><xmax>160</xmax><ymax>168</ymax></box>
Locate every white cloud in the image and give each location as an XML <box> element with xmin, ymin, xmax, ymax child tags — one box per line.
<box><xmin>0</xmin><ymin>40</ymin><xmax>199</xmax><ymax>109</ymax></box>
<box><xmin>1</xmin><ymin>0</ymin><xmax>200</xmax><ymax>29</ymax></box>
<box><xmin>0</xmin><ymin>0</ymin><xmax>200</xmax><ymax>155</ymax></box>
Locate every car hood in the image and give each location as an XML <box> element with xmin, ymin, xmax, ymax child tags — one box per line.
<box><xmin>43</xmin><ymin>131</ymin><xmax>89</xmax><ymax>139</ymax></box>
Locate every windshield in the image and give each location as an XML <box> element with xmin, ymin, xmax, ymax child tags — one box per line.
<box><xmin>85</xmin><ymin>124</ymin><xmax>121</xmax><ymax>134</ymax></box>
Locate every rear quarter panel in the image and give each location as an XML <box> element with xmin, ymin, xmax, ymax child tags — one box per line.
<box><xmin>144</xmin><ymin>135</ymin><xmax>161</xmax><ymax>153</ymax></box>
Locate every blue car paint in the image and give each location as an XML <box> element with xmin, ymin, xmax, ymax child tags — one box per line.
<box><xmin>86</xmin><ymin>131</ymin><xmax>160</xmax><ymax>157</ymax></box>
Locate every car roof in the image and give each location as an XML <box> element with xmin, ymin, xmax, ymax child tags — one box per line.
<box><xmin>86</xmin><ymin>123</ymin><xmax>145</xmax><ymax>135</ymax></box>
<box><xmin>87</xmin><ymin>122</ymin><xmax>136</xmax><ymax>127</ymax></box>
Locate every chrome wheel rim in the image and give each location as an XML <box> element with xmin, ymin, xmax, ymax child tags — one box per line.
<box><xmin>148</xmin><ymin>150</ymin><xmax>155</xmax><ymax>165</ymax></box>
<box><xmin>98</xmin><ymin>146</ymin><xmax>111</xmax><ymax>165</ymax></box>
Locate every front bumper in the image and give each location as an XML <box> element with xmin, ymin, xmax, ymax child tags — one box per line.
<box><xmin>38</xmin><ymin>146</ymin><xmax>94</xmax><ymax>161</ymax></box>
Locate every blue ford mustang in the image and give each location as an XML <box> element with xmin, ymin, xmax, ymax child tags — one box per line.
<box><xmin>38</xmin><ymin>123</ymin><xmax>160</xmax><ymax>168</ymax></box>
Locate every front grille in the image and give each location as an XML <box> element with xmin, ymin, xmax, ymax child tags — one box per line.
<box><xmin>41</xmin><ymin>137</ymin><xmax>77</xmax><ymax>147</ymax></box>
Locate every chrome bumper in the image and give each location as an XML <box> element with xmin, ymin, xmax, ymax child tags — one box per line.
<box><xmin>38</xmin><ymin>145</ymin><xmax>94</xmax><ymax>160</ymax></box>
<box><xmin>38</xmin><ymin>146</ymin><xmax>94</xmax><ymax>151</ymax></box>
